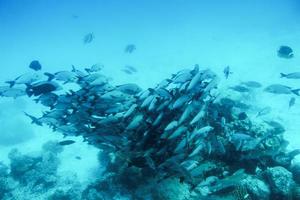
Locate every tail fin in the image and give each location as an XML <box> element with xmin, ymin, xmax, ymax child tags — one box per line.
<box><xmin>44</xmin><ymin>72</ymin><xmax>55</xmax><ymax>81</ymax></box>
<box><xmin>5</xmin><ymin>81</ymin><xmax>15</xmax><ymax>88</ymax></box>
<box><xmin>71</xmin><ymin>65</ymin><xmax>76</xmax><ymax>72</ymax></box>
<box><xmin>280</xmin><ymin>73</ymin><xmax>287</xmax><ymax>78</ymax></box>
<box><xmin>291</xmin><ymin>89</ymin><xmax>300</xmax><ymax>96</ymax></box>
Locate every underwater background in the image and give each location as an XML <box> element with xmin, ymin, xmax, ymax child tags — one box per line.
<box><xmin>1</xmin><ymin>0</ymin><xmax>300</xmax><ymax>199</ymax></box>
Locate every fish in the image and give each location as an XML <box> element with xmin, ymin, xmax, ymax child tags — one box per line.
<box><xmin>277</xmin><ymin>45</ymin><xmax>293</xmax><ymax>59</ymax></box>
<box><xmin>229</xmin><ymin>133</ymin><xmax>253</xmax><ymax>151</ymax></box>
<box><xmin>34</xmin><ymin>93</ymin><xmax>58</xmax><ymax>108</ymax></box>
<box><xmin>229</xmin><ymin>85</ymin><xmax>250</xmax><ymax>93</ymax></box>
<box><xmin>24</xmin><ymin>112</ymin><xmax>43</xmax><ymax>126</ymax></box>
<box><xmin>116</xmin><ymin>83</ymin><xmax>142</xmax><ymax>95</ymax></box>
<box><xmin>122</xmin><ymin>65</ymin><xmax>138</xmax><ymax>75</ymax></box>
<box><xmin>256</xmin><ymin>106</ymin><xmax>271</xmax><ymax>117</ymax></box>
<box><xmin>85</xmin><ymin>64</ymin><xmax>103</xmax><ymax>73</ymax></box>
<box><xmin>172</xmin><ymin>95</ymin><xmax>191</xmax><ymax>109</ymax></box>
<box><xmin>6</xmin><ymin>72</ymin><xmax>42</xmax><ymax>88</ymax></box>
<box><xmin>29</xmin><ymin>60</ymin><xmax>42</xmax><ymax>71</ymax></box>
<box><xmin>240</xmin><ymin>81</ymin><xmax>262</xmax><ymax>88</ymax></box>
<box><xmin>223</xmin><ymin>66</ymin><xmax>232</xmax><ymax>79</ymax></box>
<box><xmin>0</xmin><ymin>88</ymin><xmax>26</xmax><ymax>98</ymax></box>
<box><xmin>83</xmin><ymin>33</ymin><xmax>94</xmax><ymax>44</ymax></box>
<box><xmin>280</xmin><ymin>72</ymin><xmax>300</xmax><ymax>79</ymax></box>
<box><xmin>58</xmin><ymin>140</ymin><xmax>76</xmax><ymax>146</ymax></box>
<box><xmin>289</xmin><ymin>97</ymin><xmax>296</xmax><ymax>108</ymax></box>
<box><xmin>26</xmin><ymin>81</ymin><xmax>61</xmax><ymax>97</ymax></box>
<box><xmin>124</xmin><ymin>44</ymin><xmax>136</xmax><ymax>53</ymax></box>
<box><xmin>44</xmin><ymin>71</ymin><xmax>78</xmax><ymax>83</ymax></box>
<box><xmin>264</xmin><ymin>84</ymin><xmax>300</xmax><ymax>96</ymax></box>
<box><xmin>168</xmin><ymin>126</ymin><xmax>187</xmax><ymax>139</ymax></box>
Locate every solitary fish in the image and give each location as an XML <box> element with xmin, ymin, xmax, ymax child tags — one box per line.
<box><xmin>83</xmin><ymin>33</ymin><xmax>94</xmax><ymax>44</ymax></box>
<box><xmin>223</xmin><ymin>66</ymin><xmax>232</xmax><ymax>79</ymax></box>
<box><xmin>124</xmin><ymin>44</ymin><xmax>136</xmax><ymax>53</ymax></box>
<box><xmin>289</xmin><ymin>97</ymin><xmax>296</xmax><ymax>108</ymax></box>
<box><xmin>29</xmin><ymin>60</ymin><xmax>42</xmax><ymax>71</ymax></box>
<box><xmin>58</xmin><ymin>140</ymin><xmax>76</xmax><ymax>146</ymax></box>
<box><xmin>264</xmin><ymin>84</ymin><xmax>300</xmax><ymax>96</ymax></box>
<box><xmin>241</xmin><ymin>81</ymin><xmax>262</xmax><ymax>88</ymax></box>
<box><xmin>280</xmin><ymin>72</ymin><xmax>300</xmax><ymax>79</ymax></box>
<box><xmin>277</xmin><ymin>46</ymin><xmax>293</xmax><ymax>59</ymax></box>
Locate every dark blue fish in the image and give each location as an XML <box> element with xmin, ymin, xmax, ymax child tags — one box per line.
<box><xmin>223</xmin><ymin>66</ymin><xmax>232</xmax><ymax>79</ymax></box>
<box><xmin>26</xmin><ymin>81</ymin><xmax>61</xmax><ymax>97</ymax></box>
<box><xmin>29</xmin><ymin>60</ymin><xmax>42</xmax><ymax>71</ymax></box>
<box><xmin>278</xmin><ymin>46</ymin><xmax>293</xmax><ymax>59</ymax></box>
<box><xmin>58</xmin><ymin>140</ymin><xmax>76</xmax><ymax>146</ymax></box>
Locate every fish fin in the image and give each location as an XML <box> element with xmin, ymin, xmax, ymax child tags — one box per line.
<box><xmin>291</xmin><ymin>89</ymin><xmax>300</xmax><ymax>96</ymax></box>
<box><xmin>280</xmin><ymin>73</ymin><xmax>287</xmax><ymax>78</ymax></box>
<box><xmin>71</xmin><ymin>65</ymin><xmax>76</xmax><ymax>72</ymax></box>
<box><xmin>5</xmin><ymin>81</ymin><xmax>15</xmax><ymax>88</ymax></box>
<box><xmin>44</xmin><ymin>72</ymin><xmax>55</xmax><ymax>81</ymax></box>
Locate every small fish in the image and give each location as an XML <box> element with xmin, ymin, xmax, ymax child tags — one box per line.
<box><xmin>289</xmin><ymin>97</ymin><xmax>296</xmax><ymax>108</ymax></box>
<box><xmin>223</xmin><ymin>66</ymin><xmax>232</xmax><ymax>79</ymax></box>
<box><xmin>280</xmin><ymin>72</ymin><xmax>300</xmax><ymax>79</ymax></box>
<box><xmin>83</xmin><ymin>33</ymin><xmax>94</xmax><ymax>44</ymax></box>
<box><xmin>124</xmin><ymin>44</ymin><xmax>136</xmax><ymax>53</ymax></box>
<box><xmin>240</xmin><ymin>81</ymin><xmax>262</xmax><ymax>88</ymax></box>
<box><xmin>24</xmin><ymin>112</ymin><xmax>43</xmax><ymax>126</ymax></box>
<box><xmin>58</xmin><ymin>140</ymin><xmax>76</xmax><ymax>146</ymax></box>
<box><xmin>229</xmin><ymin>85</ymin><xmax>250</xmax><ymax>93</ymax></box>
<box><xmin>85</xmin><ymin>64</ymin><xmax>103</xmax><ymax>73</ymax></box>
<box><xmin>29</xmin><ymin>60</ymin><xmax>42</xmax><ymax>71</ymax></box>
<box><xmin>256</xmin><ymin>106</ymin><xmax>271</xmax><ymax>118</ymax></box>
<box><xmin>264</xmin><ymin>84</ymin><xmax>300</xmax><ymax>96</ymax></box>
<box><xmin>277</xmin><ymin>45</ymin><xmax>293</xmax><ymax>59</ymax></box>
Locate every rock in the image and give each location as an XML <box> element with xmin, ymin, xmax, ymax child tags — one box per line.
<box><xmin>291</xmin><ymin>162</ymin><xmax>300</xmax><ymax>184</ymax></box>
<box><xmin>0</xmin><ymin>162</ymin><xmax>8</xmax><ymax>177</ymax></box>
<box><xmin>241</xmin><ymin>176</ymin><xmax>270</xmax><ymax>200</ymax></box>
<box><xmin>151</xmin><ymin>178</ymin><xmax>191</xmax><ymax>200</ymax></box>
<box><xmin>265</xmin><ymin>166</ymin><xmax>294</xmax><ymax>196</ymax></box>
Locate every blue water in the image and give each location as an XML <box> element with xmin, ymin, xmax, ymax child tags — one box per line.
<box><xmin>1</xmin><ymin>0</ymin><xmax>300</xmax><ymax>199</ymax></box>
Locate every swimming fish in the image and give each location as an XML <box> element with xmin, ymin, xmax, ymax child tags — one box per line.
<box><xmin>289</xmin><ymin>97</ymin><xmax>296</xmax><ymax>109</ymax></box>
<box><xmin>58</xmin><ymin>140</ymin><xmax>76</xmax><ymax>146</ymax></box>
<box><xmin>229</xmin><ymin>85</ymin><xmax>250</xmax><ymax>93</ymax></box>
<box><xmin>83</xmin><ymin>33</ymin><xmax>94</xmax><ymax>44</ymax></box>
<box><xmin>277</xmin><ymin>46</ymin><xmax>293</xmax><ymax>59</ymax></box>
<box><xmin>223</xmin><ymin>66</ymin><xmax>232</xmax><ymax>79</ymax></box>
<box><xmin>124</xmin><ymin>44</ymin><xmax>136</xmax><ymax>53</ymax></box>
<box><xmin>26</xmin><ymin>81</ymin><xmax>61</xmax><ymax>97</ymax></box>
<box><xmin>6</xmin><ymin>72</ymin><xmax>42</xmax><ymax>88</ymax></box>
<box><xmin>264</xmin><ymin>84</ymin><xmax>300</xmax><ymax>96</ymax></box>
<box><xmin>240</xmin><ymin>81</ymin><xmax>262</xmax><ymax>88</ymax></box>
<box><xmin>29</xmin><ymin>60</ymin><xmax>42</xmax><ymax>71</ymax></box>
<box><xmin>280</xmin><ymin>72</ymin><xmax>300</xmax><ymax>79</ymax></box>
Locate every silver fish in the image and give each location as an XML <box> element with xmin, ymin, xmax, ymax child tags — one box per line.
<box><xmin>280</xmin><ymin>72</ymin><xmax>300</xmax><ymax>79</ymax></box>
<box><xmin>264</xmin><ymin>84</ymin><xmax>300</xmax><ymax>96</ymax></box>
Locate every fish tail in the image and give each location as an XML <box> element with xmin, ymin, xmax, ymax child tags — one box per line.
<box><xmin>291</xmin><ymin>89</ymin><xmax>300</xmax><ymax>96</ymax></box>
<box><xmin>5</xmin><ymin>81</ymin><xmax>15</xmax><ymax>88</ymax></box>
<box><xmin>280</xmin><ymin>73</ymin><xmax>287</xmax><ymax>78</ymax></box>
<box><xmin>44</xmin><ymin>72</ymin><xmax>55</xmax><ymax>81</ymax></box>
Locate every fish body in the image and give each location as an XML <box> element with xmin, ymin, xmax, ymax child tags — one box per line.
<box><xmin>264</xmin><ymin>84</ymin><xmax>300</xmax><ymax>96</ymax></box>
<box><xmin>45</xmin><ymin>71</ymin><xmax>78</xmax><ymax>83</ymax></box>
<box><xmin>229</xmin><ymin>85</ymin><xmax>250</xmax><ymax>93</ymax></box>
<box><xmin>124</xmin><ymin>44</ymin><xmax>136</xmax><ymax>53</ymax></box>
<box><xmin>26</xmin><ymin>81</ymin><xmax>61</xmax><ymax>97</ymax></box>
<box><xmin>58</xmin><ymin>140</ymin><xmax>76</xmax><ymax>146</ymax></box>
<box><xmin>241</xmin><ymin>81</ymin><xmax>262</xmax><ymax>88</ymax></box>
<box><xmin>83</xmin><ymin>33</ymin><xmax>94</xmax><ymax>44</ymax></box>
<box><xmin>6</xmin><ymin>72</ymin><xmax>42</xmax><ymax>88</ymax></box>
<box><xmin>280</xmin><ymin>72</ymin><xmax>300</xmax><ymax>79</ymax></box>
<box><xmin>29</xmin><ymin>60</ymin><xmax>42</xmax><ymax>71</ymax></box>
<box><xmin>223</xmin><ymin>66</ymin><xmax>232</xmax><ymax>79</ymax></box>
<box><xmin>289</xmin><ymin>97</ymin><xmax>296</xmax><ymax>108</ymax></box>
